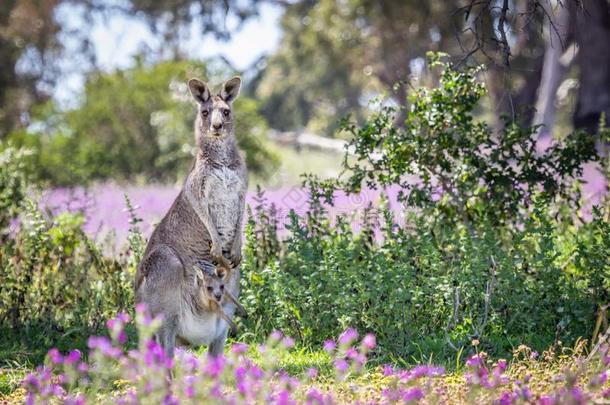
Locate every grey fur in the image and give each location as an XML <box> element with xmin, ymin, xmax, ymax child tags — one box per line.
<box><xmin>135</xmin><ymin>76</ymin><xmax>247</xmax><ymax>358</ymax></box>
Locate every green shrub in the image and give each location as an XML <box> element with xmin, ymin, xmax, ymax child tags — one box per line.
<box><xmin>239</xmin><ymin>57</ymin><xmax>608</xmax><ymax>363</ymax></box>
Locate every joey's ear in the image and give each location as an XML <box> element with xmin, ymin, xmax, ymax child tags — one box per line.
<box><xmin>216</xmin><ymin>267</ymin><xmax>229</xmax><ymax>280</ymax></box>
<box><xmin>188</xmin><ymin>78</ymin><xmax>211</xmax><ymax>104</ymax></box>
<box><xmin>219</xmin><ymin>76</ymin><xmax>241</xmax><ymax>103</ymax></box>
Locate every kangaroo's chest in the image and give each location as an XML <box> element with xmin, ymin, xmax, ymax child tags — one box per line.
<box><xmin>205</xmin><ymin>167</ymin><xmax>245</xmax><ymax>246</ymax></box>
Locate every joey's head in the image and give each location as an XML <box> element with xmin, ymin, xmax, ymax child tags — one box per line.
<box><xmin>188</xmin><ymin>76</ymin><xmax>241</xmax><ymax>147</ymax></box>
<box><xmin>197</xmin><ymin>270</ymin><xmax>226</xmax><ymax>303</ymax></box>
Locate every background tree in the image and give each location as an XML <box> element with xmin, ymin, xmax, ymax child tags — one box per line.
<box><xmin>7</xmin><ymin>60</ymin><xmax>278</xmax><ymax>185</ymax></box>
<box><xmin>256</xmin><ymin>0</ymin><xmax>609</xmax><ymax>138</ymax></box>
<box><xmin>0</xmin><ymin>0</ymin><xmax>63</xmax><ymax>136</ymax></box>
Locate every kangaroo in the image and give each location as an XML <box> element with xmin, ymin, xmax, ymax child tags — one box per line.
<box><xmin>135</xmin><ymin>76</ymin><xmax>248</xmax><ymax>358</ymax></box>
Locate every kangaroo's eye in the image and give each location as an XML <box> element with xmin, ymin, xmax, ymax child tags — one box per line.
<box><xmin>220</xmin><ymin>285</ymin><xmax>224</xmax><ymax>291</ymax></box>
<box><xmin>202</xmin><ymin>110</ymin><xmax>209</xmax><ymax>117</ymax></box>
<box><xmin>207</xmin><ymin>286</ymin><xmax>213</xmax><ymax>292</ymax></box>
<box><xmin>223</xmin><ymin>109</ymin><xmax>230</xmax><ymax>117</ymax></box>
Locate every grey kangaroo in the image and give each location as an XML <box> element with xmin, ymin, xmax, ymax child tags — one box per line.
<box><xmin>135</xmin><ymin>76</ymin><xmax>248</xmax><ymax>358</ymax></box>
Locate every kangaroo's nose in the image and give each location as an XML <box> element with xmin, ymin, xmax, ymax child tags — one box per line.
<box><xmin>212</xmin><ymin>123</ymin><xmax>222</xmax><ymax>130</ymax></box>
<box><xmin>214</xmin><ymin>293</ymin><xmax>222</xmax><ymax>301</ymax></box>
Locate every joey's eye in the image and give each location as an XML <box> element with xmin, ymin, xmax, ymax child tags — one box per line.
<box><xmin>220</xmin><ymin>285</ymin><xmax>224</xmax><ymax>291</ymax></box>
<box><xmin>207</xmin><ymin>286</ymin><xmax>213</xmax><ymax>292</ymax></box>
<box><xmin>223</xmin><ymin>109</ymin><xmax>230</xmax><ymax>117</ymax></box>
<box><xmin>202</xmin><ymin>110</ymin><xmax>209</xmax><ymax>117</ymax></box>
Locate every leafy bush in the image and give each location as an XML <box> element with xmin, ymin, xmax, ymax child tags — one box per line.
<box><xmin>241</xmin><ymin>190</ymin><xmax>608</xmax><ymax>362</ymax></box>
<box><xmin>336</xmin><ymin>53</ymin><xmax>598</xmax><ymax>229</ymax></box>
<box><xmin>239</xmin><ymin>57</ymin><xmax>609</xmax><ymax>362</ymax></box>
<box><xmin>0</xmin><ymin>145</ymin><xmax>32</xmax><ymax>237</ymax></box>
<box><xmin>0</xmin><ymin>199</ymin><xmax>135</xmax><ymax>358</ymax></box>
<box><xmin>0</xmin><ymin>149</ymin><xmax>140</xmax><ymax>361</ymax></box>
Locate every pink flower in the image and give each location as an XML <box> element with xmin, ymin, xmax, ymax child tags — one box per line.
<box><xmin>345</xmin><ymin>347</ymin><xmax>358</xmax><ymax>359</ymax></box>
<box><xmin>204</xmin><ymin>355</ymin><xmax>225</xmax><ymax>378</ymax></box>
<box><xmin>117</xmin><ymin>312</ymin><xmax>131</xmax><ymax>323</ymax></box>
<box><xmin>498</xmin><ymin>391</ymin><xmax>516</xmax><ymax>405</ymax></box>
<box><xmin>466</xmin><ymin>354</ymin><xmax>483</xmax><ymax>368</ymax></box>
<box><xmin>383</xmin><ymin>364</ymin><xmax>394</xmax><ymax>376</ymax></box>
<box><xmin>307</xmin><ymin>368</ymin><xmax>318</xmax><ymax>379</ymax></box>
<box><xmin>232</xmin><ymin>342</ymin><xmax>248</xmax><ymax>354</ymax></box>
<box><xmin>539</xmin><ymin>395</ymin><xmax>556</xmax><ymax>405</ymax></box>
<box><xmin>270</xmin><ymin>330</ymin><xmax>283</xmax><ymax>341</ymax></box>
<box><xmin>323</xmin><ymin>340</ymin><xmax>336</xmax><ymax>352</ymax></box>
<box><xmin>282</xmin><ymin>337</ymin><xmax>295</xmax><ymax>348</ymax></box>
<box><xmin>334</xmin><ymin>358</ymin><xmax>349</xmax><ymax>373</ymax></box>
<box><xmin>338</xmin><ymin>328</ymin><xmax>358</xmax><ymax>345</ymax></box>
<box><xmin>402</xmin><ymin>387</ymin><xmax>424</xmax><ymax>402</ymax></box>
<box><xmin>48</xmin><ymin>348</ymin><xmax>63</xmax><ymax>364</ymax></box>
<box><xmin>361</xmin><ymin>333</ymin><xmax>376</xmax><ymax>350</ymax></box>
<box><xmin>64</xmin><ymin>350</ymin><xmax>81</xmax><ymax>365</ymax></box>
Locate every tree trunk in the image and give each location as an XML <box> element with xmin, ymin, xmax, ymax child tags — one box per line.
<box><xmin>573</xmin><ymin>0</ymin><xmax>610</xmax><ymax>135</ymax></box>
<box><xmin>532</xmin><ymin>4</ymin><xmax>573</xmax><ymax>136</ymax></box>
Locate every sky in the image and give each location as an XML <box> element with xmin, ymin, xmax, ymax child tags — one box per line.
<box><xmin>54</xmin><ymin>2</ymin><xmax>282</xmax><ymax>106</ymax></box>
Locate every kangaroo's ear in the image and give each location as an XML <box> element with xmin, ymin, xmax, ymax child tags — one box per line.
<box><xmin>188</xmin><ymin>78</ymin><xmax>211</xmax><ymax>104</ymax></box>
<box><xmin>219</xmin><ymin>76</ymin><xmax>241</xmax><ymax>103</ymax></box>
<box><xmin>216</xmin><ymin>266</ymin><xmax>230</xmax><ymax>280</ymax></box>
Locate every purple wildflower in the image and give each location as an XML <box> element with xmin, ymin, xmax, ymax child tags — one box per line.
<box><xmin>334</xmin><ymin>358</ymin><xmax>349</xmax><ymax>373</ymax></box>
<box><xmin>402</xmin><ymin>387</ymin><xmax>424</xmax><ymax>402</ymax></box>
<box><xmin>232</xmin><ymin>342</ymin><xmax>248</xmax><ymax>354</ymax></box>
<box><xmin>48</xmin><ymin>348</ymin><xmax>63</xmax><ymax>364</ymax></box>
<box><xmin>204</xmin><ymin>354</ymin><xmax>225</xmax><ymax>378</ymax></box>
<box><xmin>345</xmin><ymin>347</ymin><xmax>358</xmax><ymax>359</ymax></box>
<box><xmin>466</xmin><ymin>354</ymin><xmax>483</xmax><ymax>368</ymax></box>
<box><xmin>323</xmin><ymin>340</ymin><xmax>336</xmax><ymax>353</ymax></box>
<box><xmin>338</xmin><ymin>328</ymin><xmax>358</xmax><ymax>346</ymax></box>
<box><xmin>282</xmin><ymin>336</ymin><xmax>295</xmax><ymax>348</ymax></box>
<box><xmin>539</xmin><ymin>395</ymin><xmax>556</xmax><ymax>405</ymax></box>
<box><xmin>383</xmin><ymin>364</ymin><xmax>394</xmax><ymax>376</ymax></box>
<box><xmin>498</xmin><ymin>391</ymin><xmax>516</xmax><ymax>405</ymax></box>
<box><xmin>361</xmin><ymin>333</ymin><xmax>376</xmax><ymax>350</ymax></box>
<box><xmin>64</xmin><ymin>349</ymin><xmax>81</xmax><ymax>365</ymax></box>
<box><xmin>270</xmin><ymin>330</ymin><xmax>283</xmax><ymax>341</ymax></box>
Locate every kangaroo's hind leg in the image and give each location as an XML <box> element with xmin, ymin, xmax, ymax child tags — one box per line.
<box><xmin>208</xmin><ymin>324</ymin><xmax>228</xmax><ymax>357</ymax></box>
<box><xmin>156</xmin><ymin>315</ymin><xmax>178</xmax><ymax>360</ymax></box>
<box><xmin>137</xmin><ymin>244</ymin><xmax>184</xmax><ymax>359</ymax></box>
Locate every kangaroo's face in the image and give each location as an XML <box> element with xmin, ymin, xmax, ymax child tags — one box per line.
<box><xmin>198</xmin><ymin>272</ymin><xmax>226</xmax><ymax>303</ymax></box>
<box><xmin>188</xmin><ymin>77</ymin><xmax>241</xmax><ymax>142</ymax></box>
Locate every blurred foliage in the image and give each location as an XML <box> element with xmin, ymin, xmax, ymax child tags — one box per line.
<box><xmin>256</xmin><ymin>0</ymin><xmax>465</xmax><ymax>135</ymax></box>
<box><xmin>0</xmin><ymin>0</ymin><xmax>260</xmax><ymax>138</ymax></box>
<box><xmin>256</xmin><ymin>0</ymin><xmax>609</xmax><ymax>136</ymax></box>
<box><xmin>4</xmin><ymin>60</ymin><xmax>279</xmax><ymax>185</ymax></box>
<box><xmin>0</xmin><ymin>0</ymin><xmax>63</xmax><ymax>135</ymax></box>
<box><xmin>0</xmin><ymin>146</ymin><xmax>32</xmax><ymax>238</ymax></box>
<box><xmin>334</xmin><ymin>55</ymin><xmax>599</xmax><ymax>228</ymax></box>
